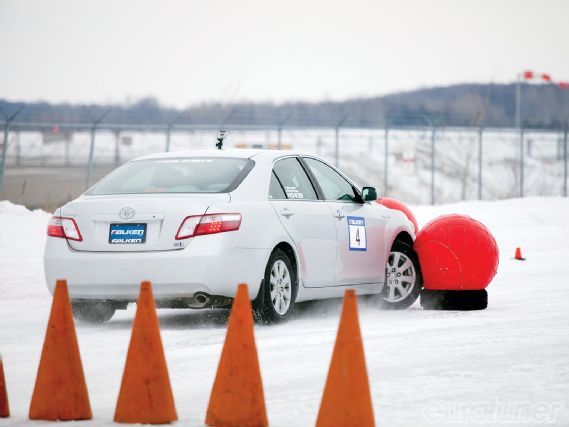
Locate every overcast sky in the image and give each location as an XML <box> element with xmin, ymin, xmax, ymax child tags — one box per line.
<box><xmin>1</xmin><ymin>0</ymin><xmax>568</xmax><ymax>107</ymax></box>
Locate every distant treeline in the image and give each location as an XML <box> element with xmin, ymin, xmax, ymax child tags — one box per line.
<box><xmin>1</xmin><ymin>83</ymin><xmax>568</xmax><ymax>129</ymax></box>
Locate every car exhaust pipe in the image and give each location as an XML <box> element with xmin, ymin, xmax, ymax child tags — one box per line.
<box><xmin>195</xmin><ymin>293</ymin><xmax>208</xmax><ymax>305</ymax></box>
<box><xmin>188</xmin><ymin>292</ymin><xmax>211</xmax><ymax>308</ymax></box>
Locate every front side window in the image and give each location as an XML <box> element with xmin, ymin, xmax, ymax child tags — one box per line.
<box><xmin>87</xmin><ymin>157</ymin><xmax>250</xmax><ymax>195</ymax></box>
<box><xmin>272</xmin><ymin>158</ymin><xmax>318</xmax><ymax>200</ymax></box>
<box><xmin>303</xmin><ymin>157</ymin><xmax>359</xmax><ymax>202</ymax></box>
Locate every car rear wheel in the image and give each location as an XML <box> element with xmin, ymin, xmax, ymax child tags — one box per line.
<box><xmin>72</xmin><ymin>300</ymin><xmax>116</xmax><ymax>323</ymax></box>
<box><xmin>380</xmin><ymin>240</ymin><xmax>423</xmax><ymax>309</ymax></box>
<box><xmin>253</xmin><ymin>248</ymin><xmax>297</xmax><ymax>324</ymax></box>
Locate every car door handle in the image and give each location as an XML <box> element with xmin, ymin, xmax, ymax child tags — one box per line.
<box><xmin>280</xmin><ymin>208</ymin><xmax>294</xmax><ymax>218</ymax></box>
<box><xmin>334</xmin><ymin>210</ymin><xmax>345</xmax><ymax>219</ymax></box>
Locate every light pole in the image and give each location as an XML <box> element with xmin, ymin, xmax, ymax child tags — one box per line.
<box><xmin>515</xmin><ymin>71</ymin><xmax>531</xmax><ymax>198</ymax></box>
<box><xmin>514</xmin><ymin>71</ymin><xmax>569</xmax><ymax>197</ymax></box>
<box><xmin>515</xmin><ymin>72</ymin><xmax>522</xmax><ymax>129</ymax></box>
<box><xmin>515</xmin><ymin>70</ymin><xmax>536</xmax><ymax>129</ymax></box>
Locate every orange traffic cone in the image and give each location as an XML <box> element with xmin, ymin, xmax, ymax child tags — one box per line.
<box><xmin>316</xmin><ymin>289</ymin><xmax>375</xmax><ymax>427</ymax></box>
<box><xmin>205</xmin><ymin>284</ymin><xmax>268</xmax><ymax>427</ymax></box>
<box><xmin>0</xmin><ymin>355</ymin><xmax>9</xmax><ymax>418</ymax></box>
<box><xmin>114</xmin><ymin>281</ymin><xmax>177</xmax><ymax>424</ymax></box>
<box><xmin>514</xmin><ymin>247</ymin><xmax>526</xmax><ymax>261</ymax></box>
<box><xmin>29</xmin><ymin>280</ymin><xmax>92</xmax><ymax>420</ymax></box>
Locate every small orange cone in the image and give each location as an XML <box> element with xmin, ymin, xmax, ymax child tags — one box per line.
<box><xmin>0</xmin><ymin>355</ymin><xmax>9</xmax><ymax>418</ymax></box>
<box><xmin>205</xmin><ymin>284</ymin><xmax>268</xmax><ymax>427</ymax></box>
<box><xmin>29</xmin><ymin>280</ymin><xmax>92</xmax><ymax>420</ymax></box>
<box><xmin>316</xmin><ymin>289</ymin><xmax>375</xmax><ymax>427</ymax></box>
<box><xmin>114</xmin><ymin>281</ymin><xmax>177</xmax><ymax>424</ymax></box>
<box><xmin>514</xmin><ymin>247</ymin><xmax>526</xmax><ymax>261</ymax></box>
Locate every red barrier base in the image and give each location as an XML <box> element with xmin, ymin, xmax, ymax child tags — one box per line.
<box><xmin>420</xmin><ymin>289</ymin><xmax>488</xmax><ymax>311</ymax></box>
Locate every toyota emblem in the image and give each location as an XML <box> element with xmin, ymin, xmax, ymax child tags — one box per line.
<box><xmin>119</xmin><ymin>207</ymin><xmax>135</xmax><ymax>220</ymax></box>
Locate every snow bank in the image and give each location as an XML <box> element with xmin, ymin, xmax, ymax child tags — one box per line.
<box><xmin>0</xmin><ymin>198</ymin><xmax>568</xmax><ymax>426</ymax></box>
<box><xmin>0</xmin><ymin>201</ymin><xmax>50</xmax><ymax>299</ymax></box>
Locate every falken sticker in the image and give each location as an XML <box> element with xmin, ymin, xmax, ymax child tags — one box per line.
<box><xmin>109</xmin><ymin>223</ymin><xmax>147</xmax><ymax>244</ymax></box>
<box><xmin>347</xmin><ymin>216</ymin><xmax>367</xmax><ymax>251</ymax></box>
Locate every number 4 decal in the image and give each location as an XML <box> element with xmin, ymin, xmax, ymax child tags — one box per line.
<box><xmin>347</xmin><ymin>216</ymin><xmax>367</xmax><ymax>251</ymax></box>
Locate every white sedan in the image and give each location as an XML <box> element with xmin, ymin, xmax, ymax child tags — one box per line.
<box><xmin>44</xmin><ymin>149</ymin><xmax>422</xmax><ymax>323</ymax></box>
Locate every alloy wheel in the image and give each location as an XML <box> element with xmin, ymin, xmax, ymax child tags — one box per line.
<box><xmin>269</xmin><ymin>259</ymin><xmax>292</xmax><ymax>315</ymax></box>
<box><xmin>384</xmin><ymin>251</ymin><xmax>417</xmax><ymax>303</ymax></box>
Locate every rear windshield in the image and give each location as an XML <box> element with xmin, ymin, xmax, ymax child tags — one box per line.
<box><xmin>87</xmin><ymin>157</ymin><xmax>252</xmax><ymax>195</ymax></box>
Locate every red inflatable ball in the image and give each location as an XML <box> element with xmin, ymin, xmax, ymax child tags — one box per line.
<box><xmin>375</xmin><ymin>197</ymin><xmax>419</xmax><ymax>233</ymax></box>
<box><xmin>414</xmin><ymin>214</ymin><xmax>499</xmax><ymax>291</ymax></box>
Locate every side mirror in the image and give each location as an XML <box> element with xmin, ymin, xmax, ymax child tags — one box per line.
<box><xmin>362</xmin><ymin>187</ymin><xmax>378</xmax><ymax>202</ymax></box>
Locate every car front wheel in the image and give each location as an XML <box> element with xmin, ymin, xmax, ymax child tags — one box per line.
<box><xmin>380</xmin><ymin>240</ymin><xmax>423</xmax><ymax>309</ymax></box>
<box><xmin>253</xmin><ymin>248</ymin><xmax>297</xmax><ymax>324</ymax></box>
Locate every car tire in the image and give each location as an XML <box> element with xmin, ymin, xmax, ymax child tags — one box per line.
<box><xmin>253</xmin><ymin>248</ymin><xmax>298</xmax><ymax>324</ymax></box>
<box><xmin>71</xmin><ymin>300</ymin><xmax>116</xmax><ymax>323</ymax></box>
<box><xmin>380</xmin><ymin>240</ymin><xmax>423</xmax><ymax>310</ymax></box>
<box><xmin>420</xmin><ymin>289</ymin><xmax>488</xmax><ymax>310</ymax></box>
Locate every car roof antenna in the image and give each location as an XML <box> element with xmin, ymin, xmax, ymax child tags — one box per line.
<box><xmin>216</xmin><ymin>130</ymin><xmax>227</xmax><ymax>150</ymax></box>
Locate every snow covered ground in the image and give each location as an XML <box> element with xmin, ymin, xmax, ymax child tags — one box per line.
<box><xmin>0</xmin><ymin>197</ymin><xmax>568</xmax><ymax>426</ymax></box>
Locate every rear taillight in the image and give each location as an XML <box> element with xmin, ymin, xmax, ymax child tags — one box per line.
<box><xmin>47</xmin><ymin>216</ymin><xmax>83</xmax><ymax>241</ymax></box>
<box><xmin>175</xmin><ymin>213</ymin><xmax>241</xmax><ymax>240</ymax></box>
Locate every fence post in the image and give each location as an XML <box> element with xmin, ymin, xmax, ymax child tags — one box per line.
<box><xmin>64</xmin><ymin>132</ymin><xmax>71</xmax><ymax>166</ymax></box>
<box><xmin>278</xmin><ymin>113</ymin><xmax>291</xmax><ymax>150</ymax></box>
<box><xmin>0</xmin><ymin>106</ymin><xmax>24</xmax><ymax>193</ymax></box>
<box><xmin>114</xmin><ymin>129</ymin><xmax>121</xmax><ymax>165</ymax></box>
<box><xmin>86</xmin><ymin>126</ymin><xmax>96</xmax><ymax>190</ymax></box>
<box><xmin>164</xmin><ymin>108</ymin><xmax>190</xmax><ymax>152</ymax></box>
<box><xmin>15</xmin><ymin>130</ymin><xmax>21</xmax><ymax>167</ymax></box>
<box><xmin>478</xmin><ymin>127</ymin><xmax>483</xmax><ymax>200</ymax></box>
<box><xmin>431</xmin><ymin>124</ymin><xmax>437</xmax><ymax>205</ymax></box>
<box><xmin>563</xmin><ymin>122</ymin><xmax>569</xmax><ymax>197</ymax></box>
<box><xmin>519</xmin><ymin>128</ymin><xmax>525</xmax><ymax>198</ymax></box>
<box><xmin>334</xmin><ymin>127</ymin><xmax>339</xmax><ymax>167</ymax></box>
<box><xmin>383</xmin><ymin>126</ymin><xmax>389</xmax><ymax>196</ymax></box>
<box><xmin>1</xmin><ymin>123</ymin><xmax>9</xmax><ymax>190</ymax></box>
<box><xmin>84</xmin><ymin>108</ymin><xmax>111</xmax><ymax>190</ymax></box>
<box><xmin>165</xmin><ymin>125</ymin><xmax>172</xmax><ymax>152</ymax></box>
<box><xmin>334</xmin><ymin>115</ymin><xmax>349</xmax><ymax>168</ymax></box>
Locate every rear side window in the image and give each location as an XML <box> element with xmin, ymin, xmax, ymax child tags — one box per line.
<box><xmin>87</xmin><ymin>157</ymin><xmax>251</xmax><ymax>195</ymax></box>
<box><xmin>272</xmin><ymin>158</ymin><xmax>318</xmax><ymax>200</ymax></box>
<box><xmin>269</xmin><ymin>171</ymin><xmax>287</xmax><ymax>199</ymax></box>
<box><xmin>303</xmin><ymin>157</ymin><xmax>359</xmax><ymax>202</ymax></box>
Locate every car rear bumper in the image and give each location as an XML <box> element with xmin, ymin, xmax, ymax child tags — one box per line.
<box><xmin>44</xmin><ymin>236</ymin><xmax>269</xmax><ymax>301</ymax></box>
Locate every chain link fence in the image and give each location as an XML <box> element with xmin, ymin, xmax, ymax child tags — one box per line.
<box><xmin>0</xmin><ymin>123</ymin><xmax>567</xmax><ymax>210</ymax></box>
